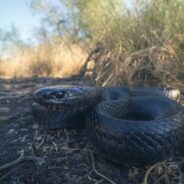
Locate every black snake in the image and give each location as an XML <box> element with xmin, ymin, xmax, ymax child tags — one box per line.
<box><xmin>32</xmin><ymin>86</ymin><xmax>184</xmax><ymax>165</ymax></box>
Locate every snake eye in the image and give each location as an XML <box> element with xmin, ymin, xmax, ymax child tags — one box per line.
<box><xmin>54</xmin><ymin>91</ymin><xmax>65</xmax><ymax>99</ymax></box>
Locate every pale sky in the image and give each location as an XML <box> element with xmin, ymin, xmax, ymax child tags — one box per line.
<box><xmin>0</xmin><ymin>0</ymin><xmax>133</xmax><ymax>44</ymax></box>
<box><xmin>0</xmin><ymin>0</ymin><xmax>40</xmax><ymax>43</ymax></box>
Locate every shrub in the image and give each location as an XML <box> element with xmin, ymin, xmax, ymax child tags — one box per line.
<box><xmin>80</xmin><ymin>0</ymin><xmax>184</xmax><ymax>88</ymax></box>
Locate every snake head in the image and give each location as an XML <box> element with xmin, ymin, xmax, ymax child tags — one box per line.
<box><xmin>33</xmin><ymin>85</ymin><xmax>92</xmax><ymax>111</ymax></box>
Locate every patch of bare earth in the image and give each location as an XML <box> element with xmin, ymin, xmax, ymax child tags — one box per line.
<box><xmin>0</xmin><ymin>77</ymin><xmax>184</xmax><ymax>184</ymax></box>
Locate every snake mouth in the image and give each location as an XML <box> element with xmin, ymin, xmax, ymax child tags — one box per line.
<box><xmin>40</xmin><ymin>103</ymin><xmax>88</xmax><ymax>112</ymax></box>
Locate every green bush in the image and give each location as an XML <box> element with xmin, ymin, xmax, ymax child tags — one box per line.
<box><xmin>73</xmin><ymin>0</ymin><xmax>184</xmax><ymax>88</ymax></box>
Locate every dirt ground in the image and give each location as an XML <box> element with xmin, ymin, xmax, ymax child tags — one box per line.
<box><xmin>0</xmin><ymin>77</ymin><xmax>184</xmax><ymax>184</ymax></box>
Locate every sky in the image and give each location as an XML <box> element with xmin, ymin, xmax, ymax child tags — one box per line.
<box><xmin>0</xmin><ymin>0</ymin><xmax>40</xmax><ymax>43</ymax></box>
<box><xmin>0</xmin><ymin>0</ymin><xmax>133</xmax><ymax>44</ymax></box>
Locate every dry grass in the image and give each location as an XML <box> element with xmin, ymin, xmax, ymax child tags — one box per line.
<box><xmin>70</xmin><ymin>1</ymin><xmax>184</xmax><ymax>89</ymax></box>
<box><xmin>0</xmin><ymin>43</ymin><xmax>87</xmax><ymax>78</ymax></box>
<box><xmin>84</xmin><ymin>41</ymin><xmax>184</xmax><ymax>88</ymax></box>
<box><xmin>143</xmin><ymin>158</ymin><xmax>184</xmax><ymax>184</ymax></box>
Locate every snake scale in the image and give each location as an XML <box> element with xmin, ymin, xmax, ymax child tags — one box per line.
<box><xmin>32</xmin><ymin>86</ymin><xmax>184</xmax><ymax>165</ymax></box>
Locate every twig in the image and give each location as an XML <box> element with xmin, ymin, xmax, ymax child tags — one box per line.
<box><xmin>89</xmin><ymin>150</ymin><xmax>116</xmax><ymax>184</ymax></box>
<box><xmin>142</xmin><ymin>160</ymin><xmax>166</xmax><ymax>184</ymax></box>
<box><xmin>31</xmin><ymin>143</ymin><xmax>38</xmax><ymax>156</ymax></box>
<box><xmin>67</xmin><ymin>138</ymin><xmax>82</xmax><ymax>146</ymax></box>
<box><xmin>88</xmin><ymin>176</ymin><xmax>104</xmax><ymax>184</ymax></box>
<box><xmin>64</xmin><ymin>128</ymin><xmax>69</xmax><ymax>146</ymax></box>
<box><xmin>50</xmin><ymin>139</ymin><xmax>58</xmax><ymax>152</ymax></box>
<box><xmin>0</xmin><ymin>150</ymin><xmax>25</xmax><ymax>171</ymax></box>
<box><xmin>0</xmin><ymin>150</ymin><xmax>44</xmax><ymax>172</ymax></box>
<box><xmin>46</xmin><ymin>135</ymin><xmax>59</xmax><ymax>152</ymax></box>
<box><xmin>17</xmin><ymin>95</ymin><xmax>32</xmax><ymax>103</ymax></box>
<box><xmin>0</xmin><ymin>162</ymin><xmax>27</xmax><ymax>182</ymax></box>
<box><xmin>33</xmin><ymin>128</ymin><xmax>39</xmax><ymax>140</ymax></box>
<box><xmin>36</xmin><ymin>134</ymin><xmax>47</xmax><ymax>149</ymax></box>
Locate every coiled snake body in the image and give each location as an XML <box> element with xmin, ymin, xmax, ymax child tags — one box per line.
<box><xmin>32</xmin><ymin>86</ymin><xmax>184</xmax><ymax>165</ymax></box>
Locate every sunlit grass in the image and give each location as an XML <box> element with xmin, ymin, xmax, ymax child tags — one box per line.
<box><xmin>0</xmin><ymin>43</ymin><xmax>86</xmax><ymax>78</ymax></box>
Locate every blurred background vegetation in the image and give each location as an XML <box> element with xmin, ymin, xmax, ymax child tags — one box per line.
<box><xmin>1</xmin><ymin>0</ymin><xmax>184</xmax><ymax>87</ymax></box>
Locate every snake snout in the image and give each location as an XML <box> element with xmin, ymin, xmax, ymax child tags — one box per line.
<box><xmin>33</xmin><ymin>86</ymin><xmax>67</xmax><ymax>104</ymax></box>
